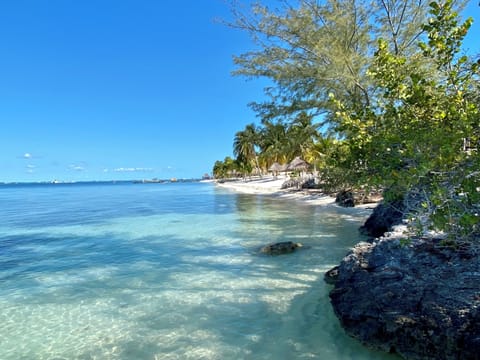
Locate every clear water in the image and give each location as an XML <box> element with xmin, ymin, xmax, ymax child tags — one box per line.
<box><xmin>0</xmin><ymin>182</ymin><xmax>398</xmax><ymax>359</ymax></box>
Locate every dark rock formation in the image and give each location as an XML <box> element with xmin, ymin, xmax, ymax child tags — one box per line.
<box><xmin>260</xmin><ymin>241</ymin><xmax>303</xmax><ymax>255</ymax></box>
<box><xmin>281</xmin><ymin>178</ymin><xmax>319</xmax><ymax>190</ymax></box>
<box><xmin>301</xmin><ymin>178</ymin><xmax>318</xmax><ymax>189</ymax></box>
<box><xmin>335</xmin><ymin>190</ymin><xmax>355</xmax><ymax>207</ymax></box>
<box><xmin>359</xmin><ymin>200</ymin><xmax>404</xmax><ymax>238</ymax></box>
<box><xmin>327</xmin><ymin>237</ymin><xmax>480</xmax><ymax>359</ymax></box>
<box><xmin>324</xmin><ymin>265</ymin><xmax>340</xmax><ymax>285</ymax></box>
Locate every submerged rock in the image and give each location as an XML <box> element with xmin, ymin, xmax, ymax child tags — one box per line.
<box><xmin>260</xmin><ymin>241</ymin><xmax>303</xmax><ymax>255</ymax></box>
<box><xmin>327</xmin><ymin>236</ymin><xmax>480</xmax><ymax>359</ymax></box>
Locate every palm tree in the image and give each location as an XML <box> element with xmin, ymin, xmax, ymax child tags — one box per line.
<box><xmin>213</xmin><ymin>160</ymin><xmax>225</xmax><ymax>179</ymax></box>
<box><xmin>212</xmin><ymin>156</ymin><xmax>239</xmax><ymax>179</ymax></box>
<box><xmin>287</xmin><ymin>111</ymin><xmax>320</xmax><ymax>163</ymax></box>
<box><xmin>258</xmin><ymin>119</ymin><xmax>290</xmax><ymax>168</ymax></box>
<box><xmin>233</xmin><ymin>123</ymin><xmax>261</xmax><ymax>177</ymax></box>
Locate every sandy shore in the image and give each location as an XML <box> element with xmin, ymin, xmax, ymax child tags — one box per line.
<box><xmin>215</xmin><ymin>176</ymin><xmax>336</xmax><ymax>206</ymax></box>
<box><xmin>215</xmin><ymin>175</ymin><xmax>379</xmax><ymax>209</ymax></box>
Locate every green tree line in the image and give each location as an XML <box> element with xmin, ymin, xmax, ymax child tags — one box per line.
<box><xmin>213</xmin><ymin>112</ymin><xmax>324</xmax><ymax>179</ymax></box>
<box><xmin>213</xmin><ymin>0</ymin><xmax>479</xmax><ymax>242</ymax></box>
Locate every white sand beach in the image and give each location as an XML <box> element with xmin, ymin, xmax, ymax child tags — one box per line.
<box><xmin>215</xmin><ymin>175</ymin><xmax>337</xmax><ymax>206</ymax></box>
<box><xmin>216</xmin><ymin>175</ymin><xmax>380</xmax><ymax>209</ymax></box>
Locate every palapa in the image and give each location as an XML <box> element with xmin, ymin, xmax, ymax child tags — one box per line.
<box><xmin>268</xmin><ymin>162</ymin><xmax>283</xmax><ymax>172</ymax></box>
<box><xmin>287</xmin><ymin>157</ymin><xmax>309</xmax><ymax>171</ymax></box>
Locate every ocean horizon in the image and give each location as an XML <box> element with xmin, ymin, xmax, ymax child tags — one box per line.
<box><xmin>0</xmin><ymin>182</ymin><xmax>399</xmax><ymax>359</ymax></box>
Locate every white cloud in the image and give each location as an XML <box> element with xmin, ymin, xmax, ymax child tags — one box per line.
<box><xmin>70</xmin><ymin>165</ymin><xmax>85</xmax><ymax>171</ymax></box>
<box><xmin>113</xmin><ymin>167</ymin><xmax>154</xmax><ymax>172</ymax></box>
<box><xmin>68</xmin><ymin>162</ymin><xmax>88</xmax><ymax>172</ymax></box>
<box><xmin>23</xmin><ymin>153</ymin><xmax>32</xmax><ymax>159</ymax></box>
<box><xmin>25</xmin><ymin>164</ymin><xmax>36</xmax><ymax>174</ymax></box>
<box><xmin>163</xmin><ymin>165</ymin><xmax>177</xmax><ymax>172</ymax></box>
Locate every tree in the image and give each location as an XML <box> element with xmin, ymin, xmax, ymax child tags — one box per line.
<box><xmin>233</xmin><ymin>123</ymin><xmax>261</xmax><ymax>176</ymax></box>
<box><xmin>229</xmin><ymin>0</ymin><xmax>435</xmax><ymax>121</ymax></box>
<box><xmin>213</xmin><ymin>156</ymin><xmax>239</xmax><ymax>179</ymax></box>
<box><xmin>331</xmin><ymin>0</ymin><xmax>480</xmax><ymax>240</ymax></box>
<box><xmin>257</xmin><ymin>119</ymin><xmax>290</xmax><ymax>167</ymax></box>
<box><xmin>287</xmin><ymin>111</ymin><xmax>320</xmax><ymax>162</ymax></box>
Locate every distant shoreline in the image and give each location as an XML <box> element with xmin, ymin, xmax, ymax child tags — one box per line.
<box><xmin>0</xmin><ymin>179</ymin><xmax>203</xmax><ymax>187</ymax></box>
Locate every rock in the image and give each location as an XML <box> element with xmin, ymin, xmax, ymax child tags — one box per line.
<box><xmin>324</xmin><ymin>265</ymin><xmax>340</xmax><ymax>285</ymax></box>
<box><xmin>260</xmin><ymin>241</ymin><xmax>303</xmax><ymax>255</ymax></box>
<box><xmin>281</xmin><ymin>179</ymin><xmax>300</xmax><ymax>189</ymax></box>
<box><xmin>327</xmin><ymin>236</ymin><xmax>480</xmax><ymax>359</ymax></box>
<box><xmin>281</xmin><ymin>178</ymin><xmax>318</xmax><ymax>190</ymax></box>
<box><xmin>359</xmin><ymin>200</ymin><xmax>404</xmax><ymax>238</ymax></box>
<box><xmin>301</xmin><ymin>178</ymin><xmax>317</xmax><ymax>189</ymax></box>
<box><xmin>335</xmin><ymin>190</ymin><xmax>355</xmax><ymax>207</ymax></box>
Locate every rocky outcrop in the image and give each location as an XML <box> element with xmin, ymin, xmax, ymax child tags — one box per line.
<box><xmin>281</xmin><ymin>178</ymin><xmax>315</xmax><ymax>190</ymax></box>
<box><xmin>324</xmin><ymin>265</ymin><xmax>340</xmax><ymax>285</ymax></box>
<box><xmin>260</xmin><ymin>241</ymin><xmax>303</xmax><ymax>255</ymax></box>
<box><xmin>335</xmin><ymin>190</ymin><xmax>355</xmax><ymax>207</ymax></box>
<box><xmin>359</xmin><ymin>200</ymin><xmax>404</xmax><ymax>238</ymax></box>
<box><xmin>327</xmin><ymin>236</ymin><xmax>480</xmax><ymax>359</ymax></box>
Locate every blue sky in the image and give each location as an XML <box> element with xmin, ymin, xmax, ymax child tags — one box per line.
<box><xmin>0</xmin><ymin>1</ymin><xmax>478</xmax><ymax>183</ymax></box>
<box><xmin>0</xmin><ymin>0</ymin><xmax>270</xmax><ymax>182</ymax></box>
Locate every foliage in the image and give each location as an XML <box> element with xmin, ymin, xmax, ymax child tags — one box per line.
<box><xmin>233</xmin><ymin>123</ymin><xmax>262</xmax><ymax>176</ymax></box>
<box><xmin>229</xmin><ymin>0</ymin><xmax>433</xmax><ymax>120</ymax></box>
<box><xmin>221</xmin><ymin>0</ymin><xmax>446</xmax><ymax>188</ymax></box>
<box><xmin>257</xmin><ymin>118</ymin><xmax>291</xmax><ymax>167</ymax></box>
<box><xmin>213</xmin><ymin>156</ymin><xmax>239</xmax><ymax>179</ymax></box>
<box><xmin>331</xmin><ymin>0</ymin><xmax>480</xmax><ymax>240</ymax></box>
<box><xmin>214</xmin><ymin>112</ymin><xmax>322</xmax><ymax>177</ymax></box>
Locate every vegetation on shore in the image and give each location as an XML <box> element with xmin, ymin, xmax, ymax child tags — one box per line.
<box><xmin>214</xmin><ymin>0</ymin><xmax>479</xmax><ymax>243</ymax></box>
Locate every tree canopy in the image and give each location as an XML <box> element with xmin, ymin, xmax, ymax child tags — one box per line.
<box><xmin>331</xmin><ymin>0</ymin><xmax>479</xmax><ymax>240</ymax></box>
<box><xmin>229</xmin><ymin>0</ymin><xmax>437</xmax><ymax>121</ymax></box>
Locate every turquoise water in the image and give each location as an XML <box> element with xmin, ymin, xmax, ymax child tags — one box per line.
<box><xmin>0</xmin><ymin>182</ymin><xmax>398</xmax><ymax>359</ymax></box>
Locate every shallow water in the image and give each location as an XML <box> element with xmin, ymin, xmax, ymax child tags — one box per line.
<box><xmin>0</xmin><ymin>182</ymin><xmax>399</xmax><ymax>359</ymax></box>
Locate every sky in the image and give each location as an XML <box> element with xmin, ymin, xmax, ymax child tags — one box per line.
<box><xmin>0</xmin><ymin>0</ymin><xmax>271</xmax><ymax>182</ymax></box>
<box><xmin>0</xmin><ymin>1</ymin><xmax>479</xmax><ymax>183</ymax></box>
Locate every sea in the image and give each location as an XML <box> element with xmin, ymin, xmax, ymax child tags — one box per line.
<box><xmin>0</xmin><ymin>181</ymin><xmax>399</xmax><ymax>360</ymax></box>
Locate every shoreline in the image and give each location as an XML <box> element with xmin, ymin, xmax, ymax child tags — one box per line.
<box><xmin>215</xmin><ymin>175</ymin><xmax>377</xmax><ymax>209</ymax></box>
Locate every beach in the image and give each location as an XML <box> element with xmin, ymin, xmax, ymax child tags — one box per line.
<box><xmin>215</xmin><ymin>175</ymin><xmax>377</xmax><ymax>209</ymax></box>
<box><xmin>216</xmin><ymin>175</ymin><xmax>334</xmax><ymax>203</ymax></box>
